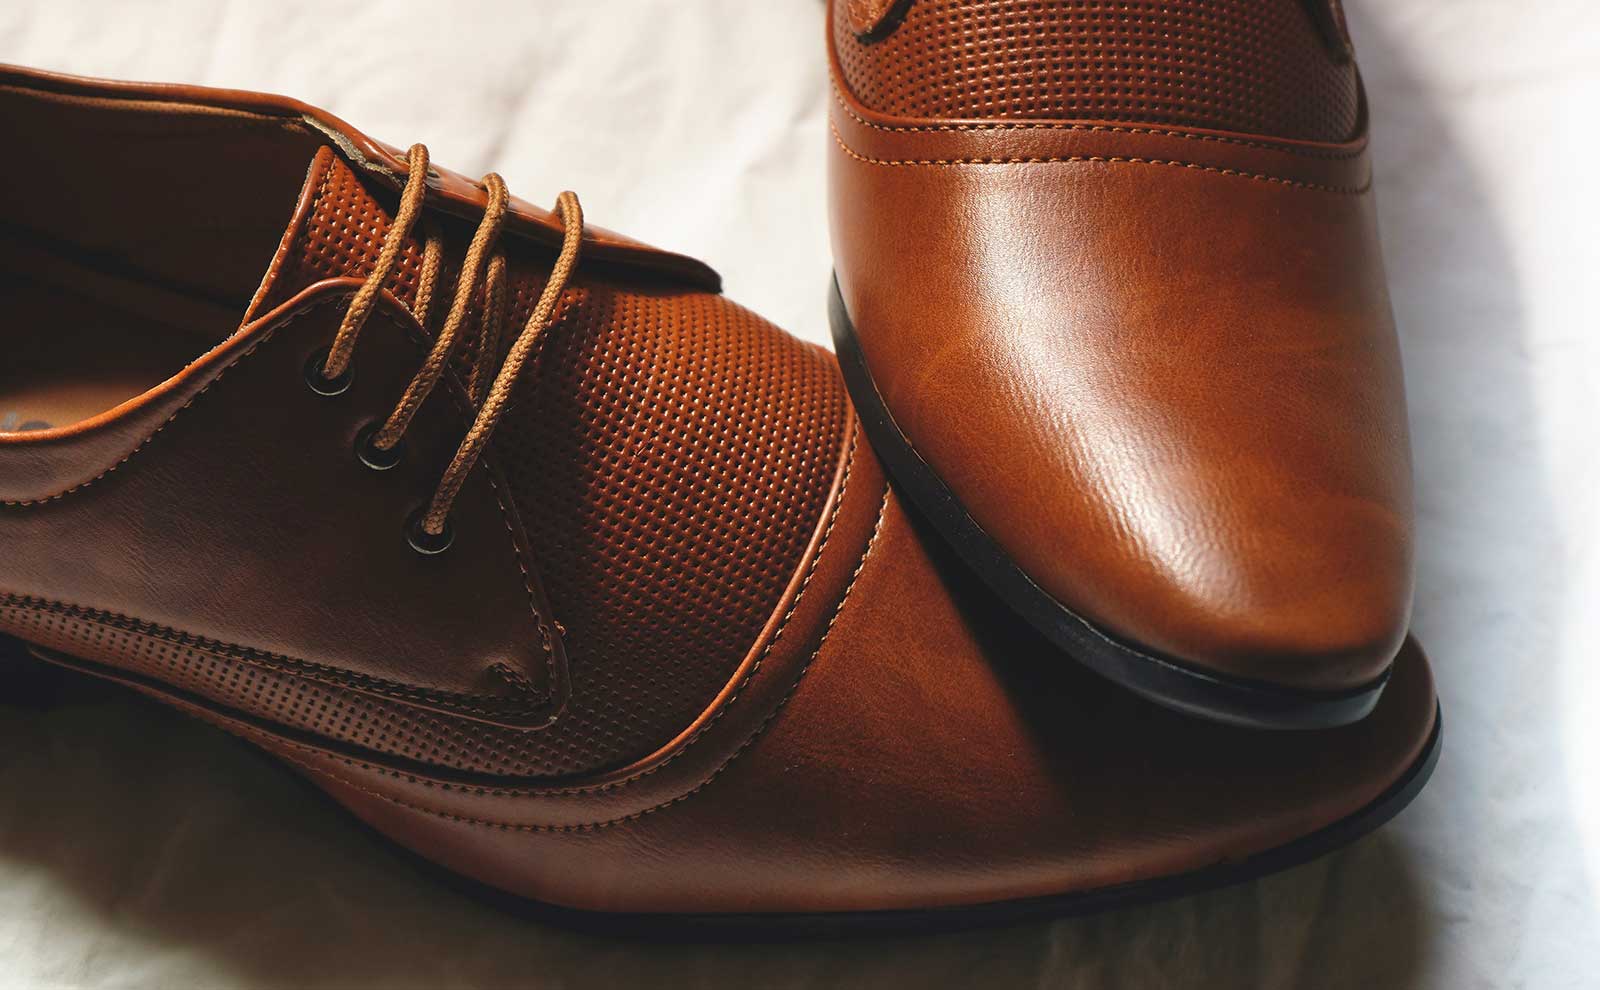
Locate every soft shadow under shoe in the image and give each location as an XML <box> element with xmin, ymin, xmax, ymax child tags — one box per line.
<box><xmin>0</xmin><ymin>64</ymin><xmax>1436</xmax><ymax>930</ymax></box>
<box><xmin>827</xmin><ymin>0</ymin><xmax>1413</xmax><ymax>729</ymax></box>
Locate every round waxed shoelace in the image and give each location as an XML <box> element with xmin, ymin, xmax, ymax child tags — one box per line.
<box><xmin>313</xmin><ymin>144</ymin><xmax>584</xmax><ymax>548</ymax></box>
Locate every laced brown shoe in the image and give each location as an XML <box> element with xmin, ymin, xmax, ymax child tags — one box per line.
<box><xmin>828</xmin><ymin>0</ymin><xmax>1413</xmax><ymax>729</ymax></box>
<box><xmin>0</xmin><ymin>64</ymin><xmax>1438</xmax><ymax>930</ymax></box>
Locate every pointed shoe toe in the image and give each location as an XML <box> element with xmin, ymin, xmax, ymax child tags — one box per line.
<box><xmin>0</xmin><ymin>63</ymin><xmax>1437</xmax><ymax>930</ymax></box>
<box><xmin>827</xmin><ymin>0</ymin><xmax>1413</xmax><ymax>728</ymax></box>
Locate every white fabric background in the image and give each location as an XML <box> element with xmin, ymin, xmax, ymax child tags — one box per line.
<box><xmin>0</xmin><ymin>1</ymin><xmax>1596</xmax><ymax>986</ymax></box>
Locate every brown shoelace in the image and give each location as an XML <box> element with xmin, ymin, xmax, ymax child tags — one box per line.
<box><xmin>312</xmin><ymin>144</ymin><xmax>583</xmax><ymax>551</ymax></box>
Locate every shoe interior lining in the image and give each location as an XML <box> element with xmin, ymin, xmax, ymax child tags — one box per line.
<box><xmin>0</xmin><ymin>235</ymin><xmax>243</xmax><ymax>433</ymax></box>
<box><xmin>0</xmin><ymin>83</ymin><xmax>327</xmax><ymax>433</ymax></box>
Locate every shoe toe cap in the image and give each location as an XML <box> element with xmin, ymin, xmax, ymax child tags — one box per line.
<box><xmin>835</xmin><ymin>142</ymin><xmax>1414</xmax><ymax>698</ymax></box>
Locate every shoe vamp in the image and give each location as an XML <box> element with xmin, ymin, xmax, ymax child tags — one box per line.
<box><xmin>258</xmin><ymin>152</ymin><xmax>852</xmax><ymax>776</ymax></box>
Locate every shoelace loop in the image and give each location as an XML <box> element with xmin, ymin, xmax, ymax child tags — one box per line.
<box><xmin>313</xmin><ymin>144</ymin><xmax>584</xmax><ymax>546</ymax></box>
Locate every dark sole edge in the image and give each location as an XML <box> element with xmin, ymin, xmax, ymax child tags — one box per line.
<box><xmin>413</xmin><ymin>705</ymin><xmax>1442</xmax><ymax>941</ymax></box>
<box><xmin>827</xmin><ymin>277</ymin><xmax>1390</xmax><ymax>731</ymax></box>
<box><xmin>7</xmin><ymin>635</ymin><xmax>1438</xmax><ymax>940</ymax></box>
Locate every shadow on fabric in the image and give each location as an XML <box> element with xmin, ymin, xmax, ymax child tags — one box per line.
<box><xmin>0</xmin><ymin>3</ymin><xmax>1554</xmax><ymax>987</ymax></box>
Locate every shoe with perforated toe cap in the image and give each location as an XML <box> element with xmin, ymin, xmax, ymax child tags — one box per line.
<box><xmin>828</xmin><ymin>0</ymin><xmax>1414</xmax><ymax>729</ymax></box>
<box><xmin>0</xmin><ymin>64</ymin><xmax>1438</xmax><ymax>930</ymax></box>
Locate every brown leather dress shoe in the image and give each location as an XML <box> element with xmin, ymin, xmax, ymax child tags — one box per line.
<box><xmin>0</xmin><ymin>64</ymin><xmax>1437</xmax><ymax>929</ymax></box>
<box><xmin>828</xmin><ymin>0</ymin><xmax>1413</xmax><ymax>729</ymax></box>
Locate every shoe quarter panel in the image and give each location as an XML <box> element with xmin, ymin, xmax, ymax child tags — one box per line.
<box><xmin>0</xmin><ymin>285</ymin><xmax>566</xmax><ymax>728</ymax></box>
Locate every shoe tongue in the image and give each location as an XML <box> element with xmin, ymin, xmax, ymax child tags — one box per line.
<box><xmin>246</xmin><ymin>146</ymin><xmax>426</xmax><ymax>322</ymax></box>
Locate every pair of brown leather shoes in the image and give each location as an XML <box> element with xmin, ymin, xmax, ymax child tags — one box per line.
<box><xmin>0</xmin><ymin>0</ymin><xmax>1437</xmax><ymax>933</ymax></box>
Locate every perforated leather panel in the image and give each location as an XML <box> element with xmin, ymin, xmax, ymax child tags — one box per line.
<box><xmin>11</xmin><ymin>152</ymin><xmax>850</xmax><ymax>777</ymax></box>
<box><xmin>260</xmin><ymin>154</ymin><xmax>427</xmax><ymax>310</ymax></box>
<box><xmin>495</xmin><ymin>284</ymin><xmax>849</xmax><ymax>774</ymax></box>
<box><xmin>833</xmin><ymin>0</ymin><xmax>1361</xmax><ymax>142</ymax></box>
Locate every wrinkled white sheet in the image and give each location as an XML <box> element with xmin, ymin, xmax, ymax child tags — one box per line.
<box><xmin>0</xmin><ymin>1</ymin><xmax>1596</xmax><ymax>986</ymax></box>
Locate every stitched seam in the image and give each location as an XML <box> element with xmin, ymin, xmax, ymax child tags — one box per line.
<box><xmin>0</xmin><ymin>299</ymin><xmax>334</xmax><ymax>507</ymax></box>
<box><xmin>0</xmin><ymin>85</ymin><xmax>304</xmax><ymax>136</ymax></box>
<box><xmin>234</xmin><ymin>480</ymin><xmax>896</xmax><ymax>831</ymax></box>
<box><xmin>541</xmin><ymin>423</ymin><xmax>862</xmax><ymax>794</ymax></box>
<box><xmin>344</xmin><ymin>307</ymin><xmax>559</xmax><ymax>695</ymax></box>
<box><xmin>1</xmin><ymin>594</ymin><xmax>551</xmax><ymax>714</ymax></box>
<box><xmin>477</xmin><ymin>293</ymin><xmax>567</xmax><ymax>694</ymax></box>
<box><xmin>0</xmin><ymin>298</ymin><xmax>557</xmax><ymax>716</ymax></box>
<box><xmin>388</xmin><ymin>311</ymin><xmax>560</xmax><ymax>700</ymax></box>
<box><xmin>159</xmin><ymin>424</ymin><xmax>869</xmax><ymax>803</ymax></box>
<box><xmin>5</xmin><ymin>418</ymin><xmax>862</xmax><ymax>796</ymax></box>
<box><xmin>485</xmin><ymin>471</ymin><xmax>556</xmax><ymax>697</ymax></box>
<box><xmin>830</xmin><ymin>122</ymin><xmax>1371</xmax><ymax>194</ymax></box>
<box><xmin>832</xmin><ymin>87</ymin><xmax>1367</xmax><ymax>160</ymax></box>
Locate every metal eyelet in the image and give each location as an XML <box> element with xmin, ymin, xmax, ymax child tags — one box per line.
<box><xmin>355</xmin><ymin>424</ymin><xmax>403</xmax><ymax>472</ymax></box>
<box><xmin>304</xmin><ymin>348</ymin><xmax>353</xmax><ymax>396</ymax></box>
<box><xmin>406</xmin><ymin>510</ymin><xmax>454</xmax><ymax>556</ymax></box>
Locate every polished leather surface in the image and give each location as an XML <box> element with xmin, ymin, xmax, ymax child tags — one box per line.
<box><xmin>0</xmin><ymin>65</ymin><xmax>849</xmax><ymax>774</ymax></box>
<box><xmin>40</xmin><ymin>428</ymin><xmax>1437</xmax><ymax>915</ymax></box>
<box><xmin>0</xmin><ymin>63</ymin><xmax>1435</xmax><ymax>917</ymax></box>
<box><xmin>142</xmin><ymin>464</ymin><xmax>1438</xmax><ymax>915</ymax></box>
<box><xmin>828</xmin><ymin>0</ymin><xmax>1413</xmax><ymax>692</ymax></box>
<box><xmin>0</xmin><ymin>64</ymin><xmax>722</xmax><ymax>293</ymax></box>
<box><xmin>0</xmin><ymin>283</ymin><xmax>569</xmax><ymax>726</ymax></box>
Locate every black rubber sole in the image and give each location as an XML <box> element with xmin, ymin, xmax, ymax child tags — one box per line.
<box><xmin>828</xmin><ymin>277</ymin><xmax>1390</xmax><ymax>731</ymax></box>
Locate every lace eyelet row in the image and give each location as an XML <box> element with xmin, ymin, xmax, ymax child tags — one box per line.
<box><xmin>304</xmin><ymin>347</ymin><xmax>453</xmax><ymax>556</ymax></box>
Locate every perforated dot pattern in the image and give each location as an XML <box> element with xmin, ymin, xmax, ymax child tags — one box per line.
<box><xmin>4</xmin><ymin>154</ymin><xmax>850</xmax><ymax>777</ymax></box>
<box><xmin>834</xmin><ymin>0</ymin><xmax>1361</xmax><ymax>142</ymax></box>
<box><xmin>491</xmin><ymin>283</ymin><xmax>846</xmax><ymax>774</ymax></box>
<box><xmin>263</xmin><ymin>156</ymin><xmax>424</xmax><ymax>311</ymax></box>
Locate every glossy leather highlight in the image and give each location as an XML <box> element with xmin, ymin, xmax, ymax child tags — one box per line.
<box><xmin>827</xmin><ymin>0</ymin><xmax>1414</xmax><ymax>718</ymax></box>
<box><xmin>0</xmin><ymin>62</ymin><xmax>1437</xmax><ymax>925</ymax></box>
